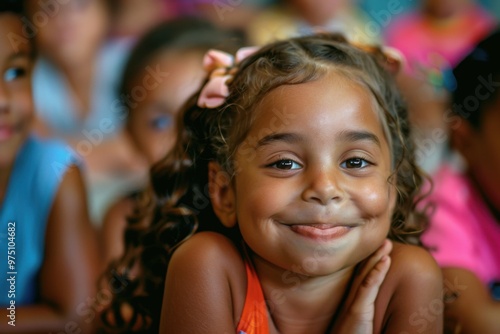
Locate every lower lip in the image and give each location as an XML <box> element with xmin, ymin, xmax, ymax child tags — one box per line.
<box><xmin>288</xmin><ymin>224</ymin><xmax>352</xmax><ymax>241</ymax></box>
<box><xmin>0</xmin><ymin>127</ymin><xmax>14</xmax><ymax>141</ymax></box>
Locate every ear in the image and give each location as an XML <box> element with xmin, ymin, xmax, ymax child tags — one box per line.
<box><xmin>208</xmin><ymin>161</ymin><xmax>237</xmax><ymax>228</ymax></box>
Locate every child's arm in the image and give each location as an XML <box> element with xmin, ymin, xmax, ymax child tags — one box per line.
<box><xmin>379</xmin><ymin>243</ymin><xmax>443</xmax><ymax>333</ymax></box>
<box><xmin>100</xmin><ymin>197</ymin><xmax>134</xmax><ymax>267</ymax></box>
<box><xmin>441</xmin><ymin>268</ymin><xmax>500</xmax><ymax>334</ymax></box>
<box><xmin>0</xmin><ymin>166</ymin><xmax>100</xmax><ymax>333</ymax></box>
<box><xmin>160</xmin><ymin>232</ymin><xmax>247</xmax><ymax>333</ymax></box>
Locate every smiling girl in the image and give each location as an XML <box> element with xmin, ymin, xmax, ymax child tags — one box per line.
<box><xmin>102</xmin><ymin>33</ymin><xmax>443</xmax><ymax>333</ymax></box>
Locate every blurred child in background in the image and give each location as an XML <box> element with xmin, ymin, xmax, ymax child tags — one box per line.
<box><xmin>100</xmin><ymin>17</ymin><xmax>243</xmax><ymax>264</ymax></box>
<box><xmin>248</xmin><ymin>0</ymin><xmax>380</xmax><ymax>46</ymax></box>
<box><xmin>422</xmin><ymin>28</ymin><xmax>500</xmax><ymax>334</ymax></box>
<box><xmin>24</xmin><ymin>0</ymin><xmax>142</xmax><ymax>223</ymax></box>
<box><xmin>384</xmin><ymin>0</ymin><xmax>496</xmax><ymax>173</ymax></box>
<box><xmin>170</xmin><ymin>0</ymin><xmax>266</xmax><ymax>36</ymax></box>
<box><xmin>385</xmin><ymin>0</ymin><xmax>495</xmax><ymax>74</ymax></box>
<box><xmin>107</xmin><ymin>0</ymin><xmax>173</xmax><ymax>40</ymax></box>
<box><xmin>0</xmin><ymin>3</ymin><xmax>99</xmax><ymax>332</ymax></box>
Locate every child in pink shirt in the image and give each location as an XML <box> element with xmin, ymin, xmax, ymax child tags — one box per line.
<box><xmin>385</xmin><ymin>0</ymin><xmax>496</xmax><ymax>77</ymax></box>
<box><xmin>423</xmin><ymin>164</ymin><xmax>500</xmax><ymax>285</ymax></box>
<box><xmin>422</xmin><ymin>28</ymin><xmax>500</xmax><ymax>333</ymax></box>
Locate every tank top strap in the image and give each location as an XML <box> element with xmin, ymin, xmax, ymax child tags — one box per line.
<box><xmin>235</xmin><ymin>245</ymin><xmax>270</xmax><ymax>334</ymax></box>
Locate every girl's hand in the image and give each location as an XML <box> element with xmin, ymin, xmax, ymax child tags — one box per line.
<box><xmin>333</xmin><ymin>239</ymin><xmax>392</xmax><ymax>334</ymax></box>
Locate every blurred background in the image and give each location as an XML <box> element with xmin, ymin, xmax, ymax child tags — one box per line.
<box><xmin>2</xmin><ymin>0</ymin><xmax>499</xmax><ymax>332</ymax></box>
<box><xmin>24</xmin><ymin>0</ymin><xmax>499</xmax><ymax>226</ymax></box>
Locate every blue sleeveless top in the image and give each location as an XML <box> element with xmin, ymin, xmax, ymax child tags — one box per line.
<box><xmin>0</xmin><ymin>136</ymin><xmax>79</xmax><ymax>306</ymax></box>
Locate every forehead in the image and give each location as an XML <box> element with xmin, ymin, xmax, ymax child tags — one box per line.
<box><xmin>0</xmin><ymin>14</ymin><xmax>32</xmax><ymax>56</ymax></box>
<box><xmin>133</xmin><ymin>49</ymin><xmax>205</xmax><ymax>99</ymax></box>
<box><xmin>250</xmin><ymin>70</ymin><xmax>388</xmax><ymax>143</ymax></box>
<box><xmin>149</xmin><ymin>49</ymin><xmax>204</xmax><ymax>81</ymax></box>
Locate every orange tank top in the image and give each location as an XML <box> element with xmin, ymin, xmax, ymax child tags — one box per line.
<box><xmin>235</xmin><ymin>248</ymin><xmax>356</xmax><ymax>334</ymax></box>
<box><xmin>235</xmin><ymin>252</ymin><xmax>270</xmax><ymax>334</ymax></box>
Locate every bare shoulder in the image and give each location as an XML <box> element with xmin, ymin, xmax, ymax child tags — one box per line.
<box><xmin>168</xmin><ymin>231</ymin><xmax>247</xmax><ymax>298</ymax></box>
<box><xmin>376</xmin><ymin>242</ymin><xmax>443</xmax><ymax>333</ymax></box>
<box><xmin>51</xmin><ymin>165</ymin><xmax>87</xmax><ymax>215</ymax></box>
<box><xmin>170</xmin><ymin>231</ymin><xmax>245</xmax><ymax>273</ymax></box>
<box><xmin>389</xmin><ymin>242</ymin><xmax>442</xmax><ymax>282</ymax></box>
<box><xmin>48</xmin><ymin>165</ymin><xmax>94</xmax><ymax>243</ymax></box>
<box><xmin>377</xmin><ymin>242</ymin><xmax>442</xmax><ymax>304</ymax></box>
<box><xmin>162</xmin><ymin>232</ymin><xmax>247</xmax><ymax>330</ymax></box>
<box><xmin>382</xmin><ymin>242</ymin><xmax>442</xmax><ymax>297</ymax></box>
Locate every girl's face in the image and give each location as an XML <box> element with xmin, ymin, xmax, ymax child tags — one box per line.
<box><xmin>232</xmin><ymin>72</ymin><xmax>395</xmax><ymax>276</ymax></box>
<box><xmin>0</xmin><ymin>14</ymin><xmax>34</xmax><ymax>168</ymax></box>
<box><xmin>127</xmin><ymin>51</ymin><xmax>206</xmax><ymax>164</ymax></box>
<box><xmin>25</xmin><ymin>0</ymin><xmax>108</xmax><ymax>65</ymax></box>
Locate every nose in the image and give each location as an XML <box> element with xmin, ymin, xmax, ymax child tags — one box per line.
<box><xmin>301</xmin><ymin>166</ymin><xmax>345</xmax><ymax>205</ymax></box>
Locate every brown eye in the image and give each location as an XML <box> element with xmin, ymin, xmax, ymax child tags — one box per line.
<box><xmin>342</xmin><ymin>158</ymin><xmax>369</xmax><ymax>169</ymax></box>
<box><xmin>269</xmin><ymin>159</ymin><xmax>301</xmax><ymax>170</ymax></box>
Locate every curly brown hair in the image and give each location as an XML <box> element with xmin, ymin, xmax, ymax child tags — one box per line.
<box><xmin>99</xmin><ymin>33</ymin><xmax>428</xmax><ymax>333</ymax></box>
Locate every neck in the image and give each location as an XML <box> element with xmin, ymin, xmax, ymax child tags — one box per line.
<box><xmin>252</xmin><ymin>252</ymin><xmax>355</xmax><ymax>333</ymax></box>
<box><xmin>58</xmin><ymin>56</ymin><xmax>97</xmax><ymax>115</ymax></box>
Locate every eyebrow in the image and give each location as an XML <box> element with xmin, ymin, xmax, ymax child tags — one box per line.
<box><xmin>7</xmin><ymin>51</ymin><xmax>31</xmax><ymax>62</ymax></box>
<box><xmin>256</xmin><ymin>132</ymin><xmax>303</xmax><ymax>148</ymax></box>
<box><xmin>338</xmin><ymin>130</ymin><xmax>381</xmax><ymax>147</ymax></box>
<box><xmin>255</xmin><ymin>130</ymin><xmax>381</xmax><ymax>149</ymax></box>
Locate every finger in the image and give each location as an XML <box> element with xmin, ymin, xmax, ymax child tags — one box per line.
<box><xmin>350</xmin><ymin>255</ymin><xmax>391</xmax><ymax>316</ymax></box>
<box><xmin>343</xmin><ymin>240</ymin><xmax>392</xmax><ymax>311</ymax></box>
<box><xmin>356</xmin><ymin>239</ymin><xmax>393</xmax><ymax>280</ymax></box>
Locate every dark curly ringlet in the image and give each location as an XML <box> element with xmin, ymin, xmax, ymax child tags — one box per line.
<box><xmin>98</xmin><ymin>18</ymin><xmax>244</xmax><ymax>334</ymax></box>
<box><xmin>102</xmin><ymin>33</ymin><xmax>428</xmax><ymax>333</ymax></box>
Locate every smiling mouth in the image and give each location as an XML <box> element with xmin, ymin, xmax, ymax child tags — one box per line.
<box><xmin>286</xmin><ymin>224</ymin><xmax>353</xmax><ymax>241</ymax></box>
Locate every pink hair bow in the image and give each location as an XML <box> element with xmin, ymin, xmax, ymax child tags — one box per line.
<box><xmin>197</xmin><ymin>47</ymin><xmax>260</xmax><ymax>109</ymax></box>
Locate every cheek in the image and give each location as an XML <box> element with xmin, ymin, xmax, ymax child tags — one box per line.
<box><xmin>145</xmin><ymin>130</ymin><xmax>176</xmax><ymax>164</ymax></box>
<box><xmin>235</xmin><ymin>188</ymin><xmax>281</xmax><ymax>247</ymax></box>
<box><xmin>348</xmin><ymin>178</ymin><xmax>394</xmax><ymax>219</ymax></box>
<box><xmin>127</xmin><ymin>116</ymin><xmax>145</xmax><ymax>141</ymax></box>
<box><xmin>352</xmin><ymin>180</ymin><xmax>394</xmax><ymax>244</ymax></box>
<box><xmin>235</xmin><ymin>173</ymin><xmax>296</xmax><ymax>239</ymax></box>
<box><xmin>12</xmin><ymin>88</ymin><xmax>34</xmax><ymax>127</ymax></box>
<box><xmin>235</xmin><ymin>172</ymin><xmax>274</xmax><ymax>218</ymax></box>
